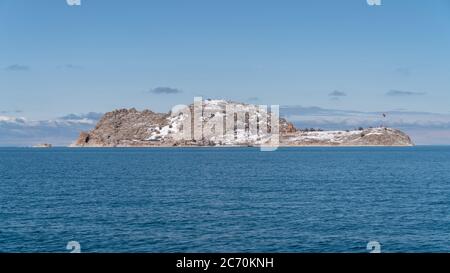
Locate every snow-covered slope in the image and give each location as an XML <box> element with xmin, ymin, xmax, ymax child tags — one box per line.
<box><xmin>145</xmin><ymin>100</ymin><xmax>281</xmax><ymax>146</ymax></box>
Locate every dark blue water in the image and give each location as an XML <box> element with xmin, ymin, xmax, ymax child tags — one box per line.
<box><xmin>1</xmin><ymin>147</ymin><xmax>450</xmax><ymax>253</ymax></box>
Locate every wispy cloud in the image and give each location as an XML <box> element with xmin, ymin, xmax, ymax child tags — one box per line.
<box><xmin>62</xmin><ymin>64</ymin><xmax>84</xmax><ymax>70</ymax></box>
<box><xmin>0</xmin><ymin>110</ymin><xmax>23</xmax><ymax>114</ymax></box>
<box><xmin>394</xmin><ymin>67</ymin><xmax>412</xmax><ymax>77</ymax></box>
<box><xmin>150</xmin><ymin>87</ymin><xmax>182</xmax><ymax>95</ymax></box>
<box><xmin>59</xmin><ymin>112</ymin><xmax>103</xmax><ymax>122</ymax></box>
<box><xmin>5</xmin><ymin>64</ymin><xmax>30</xmax><ymax>71</ymax></box>
<box><xmin>328</xmin><ymin>90</ymin><xmax>347</xmax><ymax>97</ymax></box>
<box><xmin>246</xmin><ymin>97</ymin><xmax>260</xmax><ymax>102</ymax></box>
<box><xmin>386</xmin><ymin>90</ymin><xmax>426</xmax><ymax>96</ymax></box>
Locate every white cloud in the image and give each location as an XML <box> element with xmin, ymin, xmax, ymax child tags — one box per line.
<box><xmin>0</xmin><ymin>116</ymin><xmax>27</xmax><ymax>123</ymax></box>
<box><xmin>0</xmin><ymin>113</ymin><xmax>102</xmax><ymax>146</ymax></box>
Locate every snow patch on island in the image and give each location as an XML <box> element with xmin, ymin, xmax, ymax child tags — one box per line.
<box><xmin>145</xmin><ymin>99</ymin><xmax>275</xmax><ymax>145</ymax></box>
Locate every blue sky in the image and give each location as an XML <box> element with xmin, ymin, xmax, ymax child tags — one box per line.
<box><xmin>1</xmin><ymin>1</ymin><xmax>450</xmax><ymax>127</ymax></box>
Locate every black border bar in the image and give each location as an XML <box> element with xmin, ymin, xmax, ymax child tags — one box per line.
<box><xmin>0</xmin><ymin>253</ymin><xmax>447</xmax><ymax>272</ymax></box>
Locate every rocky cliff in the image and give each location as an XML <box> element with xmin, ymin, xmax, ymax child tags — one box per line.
<box><xmin>73</xmin><ymin>108</ymin><xmax>169</xmax><ymax>147</ymax></box>
<box><xmin>72</xmin><ymin>100</ymin><xmax>414</xmax><ymax>147</ymax></box>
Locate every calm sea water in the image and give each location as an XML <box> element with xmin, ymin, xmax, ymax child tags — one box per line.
<box><xmin>1</xmin><ymin>146</ymin><xmax>450</xmax><ymax>253</ymax></box>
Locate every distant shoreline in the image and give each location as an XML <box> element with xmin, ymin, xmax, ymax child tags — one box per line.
<box><xmin>24</xmin><ymin>144</ymin><xmax>415</xmax><ymax>148</ymax></box>
<box><xmin>9</xmin><ymin>145</ymin><xmax>450</xmax><ymax>149</ymax></box>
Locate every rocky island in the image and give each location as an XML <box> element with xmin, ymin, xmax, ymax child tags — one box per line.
<box><xmin>72</xmin><ymin>99</ymin><xmax>413</xmax><ymax>147</ymax></box>
<box><xmin>32</xmin><ymin>143</ymin><xmax>53</xmax><ymax>148</ymax></box>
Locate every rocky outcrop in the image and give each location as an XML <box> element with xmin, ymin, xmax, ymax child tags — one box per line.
<box><xmin>283</xmin><ymin>127</ymin><xmax>413</xmax><ymax>146</ymax></box>
<box><xmin>32</xmin><ymin>143</ymin><xmax>52</xmax><ymax>148</ymax></box>
<box><xmin>72</xmin><ymin>100</ymin><xmax>414</xmax><ymax>147</ymax></box>
<box><xmin>72</xmin><ymin>108</ymin><xmax>169</xmax><ymax>147</ymax></box>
